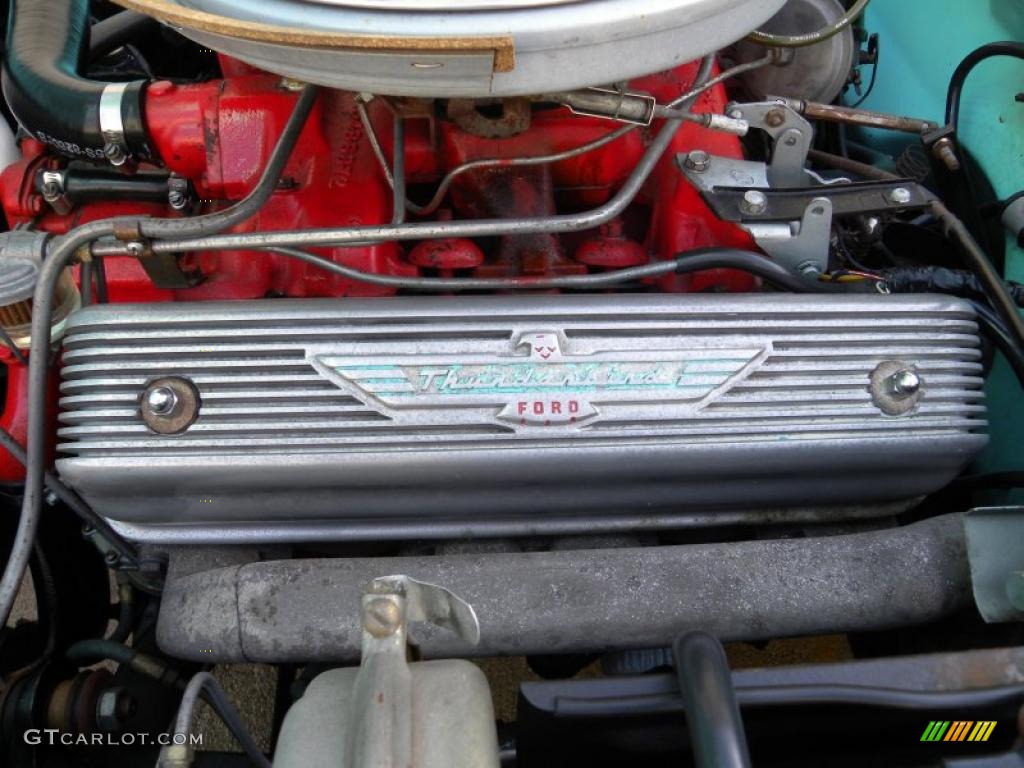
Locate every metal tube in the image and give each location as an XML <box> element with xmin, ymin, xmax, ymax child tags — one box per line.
<box><xmin>674</xmin><ymin>632</ymin><xmax>752</xmax><ymax>768</ymax></box>
<box><xmin>747</xmin><ymin>0</ymin><xmax>870</xmax><ymax>48</ymax></box>
<box><xmin>254</xmin><ymin>245</ymin><xmax>823</xmax><ymax>292</ymax></box>
<box><xmin>149</xmin><ymin>60</ymin><xmax>718</xmax><ymax>254</ymax></box>
<box><xmin>786</xmin><ymin>98</ymin><xmax>936</xmax><ymax>134</ymax></box>
<box><xmin>391</xmin><ymin>116</ymin><xmax>406</xmax><ymax>225</ymax></box>
<box><xmin>161</xmin><ymin>671</ymin><xmax>270</xmax><ymax>768</ymax></box>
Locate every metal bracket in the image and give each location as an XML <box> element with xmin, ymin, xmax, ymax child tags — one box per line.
<box><xmin>135</xmin><ymin>248</ymin><xmax>205</xmax><ymax>290</ymax></box>
<box><xmin>701</xmin><ymin>179</ymin><xmax>931</xmax><ymax>222</ymax></box>
<box><xmin>744</xmin><ymin>197</ymin><xmax>834</xmax><ymax>274</ymax></box>
<box><xmin>687</xmin><ymin>178</ymin><xmax>930</xmax><ymax>273</ymax></box>
<box><xmin>727</xmin><ymin>100</ymin><xmax>814</xmax><ymax>188</ymax></box>
<box><xmin>347</xmin><ymin>576</ymin><xmax>480</xmax><ymax>768</ymax></box>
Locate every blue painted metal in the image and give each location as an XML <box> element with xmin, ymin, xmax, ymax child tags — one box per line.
<box><xmin>855</xmin><ymin>0</ymin><xmax>1023</xmax><ymax>473</ymax></box>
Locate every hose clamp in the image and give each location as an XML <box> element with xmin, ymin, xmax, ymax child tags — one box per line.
<box><xmin>99</xmin><ymin>83</ymin><xmax>132</xmax><ymax>167</ymax></box>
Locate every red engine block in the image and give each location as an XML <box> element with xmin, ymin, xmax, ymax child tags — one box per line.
<box><xmin>0</xmin><ymin>57</ymin><xmax>755</xmax><ymax>479</ymax></box>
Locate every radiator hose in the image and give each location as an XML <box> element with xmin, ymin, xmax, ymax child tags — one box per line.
<box><xmin>2</xmin><ymin>0</ymin><xmax>150</xmax><ymax>163</ymax></box>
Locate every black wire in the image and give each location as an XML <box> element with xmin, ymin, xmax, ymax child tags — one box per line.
<box><xmin>846</xmin><ymin>36</ymin><xmax>879</xmax><ymax>110</ymax></box>
<box><xmin>266</xmin><ymin>245</ymin><xmax>878</xmax><ymax>294</ymax></box>
<box><xmin>932</xmin><ymin>200</ymin><xmax>1024</xmax><ymax>350</ymax></box>
<box><xmin>946</xmin><ymin>42</ymin><xmax>1024</xmax><ymax>132</ymax></box>
<box><xmin>969</xmin><ymin>300</ymin><xmax>1024</xmax><ymax>390</ymax></box>
<box><xmin>0</xmin><ymin>426</ymin><xmax>138</xmax><ymax>566</ymax></box>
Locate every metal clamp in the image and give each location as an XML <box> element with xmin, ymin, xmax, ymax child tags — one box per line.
<box><xmin>744</xmin><ymin>196</ymin><xmax>834</xmax><ymax>274</ymax></box>
<box><xmin>99</xmin><ymin>83</ymin><xmax>132</xmax><ymax>167</ymax></box>
<box><xmin>40</xmin><ymin>170</ymin><xmax>71</xmax><ymax>215</ymax></box>
<box><xmin>348</xmin><ymin>576</ymin><xmax>480</xmax><ymax>768</ymax></box>
<box><xmin>726</xmin><ymin>100</ymin><xmax>814</xmax><ymax>188</ymax></box>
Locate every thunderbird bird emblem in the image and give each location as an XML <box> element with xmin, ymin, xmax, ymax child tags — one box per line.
<box><xmin>314</xmin><ymin>331</ymin><xmax>766</xmax><ymax>431</ymax></box>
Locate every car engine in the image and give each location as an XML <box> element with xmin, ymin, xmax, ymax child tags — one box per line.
<box><xmin>0</xmin><ymin>1</ymin><xmax>1022</xmax><ymax>766</ymax></box>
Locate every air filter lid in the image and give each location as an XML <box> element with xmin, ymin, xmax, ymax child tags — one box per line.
<box><xmin>120</xmin><ymin>0</ymin><xmax>788</xmax><ymax>97</ymax></box>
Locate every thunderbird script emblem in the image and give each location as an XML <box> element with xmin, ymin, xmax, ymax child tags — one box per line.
<box><xmin>314</xmin><ymin>331</ymin><xmax>765</xmax><ymax>431</ymax></box>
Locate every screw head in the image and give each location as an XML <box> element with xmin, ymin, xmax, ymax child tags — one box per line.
<box><xmin>103</xmin><ymin>143</ymin><xmax>127</xmax><ymax>167</ymax></box>
<box><xmin>168</xmin><ymin>190</ymin><xmax>187</xmax><ymax>210</ymax></box>
<box><xmin>145</xmin><ymin>386</ymin><xmax>178</xmax><ymax>416</ymax></box>
<box><xmin>363</xmin><ymin>597</ymin><xmax>402</xmax><ymax>638</ymax></box>
<box><xmin>685</xmin><ymin>150</ymin><xmax>711</xmax><ymax>172</ymax></box>
<box><xmin>740</xmin><ymin>189</ymin><xmax>769</xmax><ymax>216</ymax></box>
<box><xmin>889</xmin><ymin>187</ymin><xmax>912</xmax><ymax>205</ymax></box>
<box><xmin>888</xmin><ymin>369</ymin><xmax>921</xmax><ymax>398</ymax></box>
<box><xmin>125</xmin><ymin>241</ymin><xmax>145</xmax><ymax>258</ymax></box>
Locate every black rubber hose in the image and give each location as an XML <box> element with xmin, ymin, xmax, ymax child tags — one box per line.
<box><xmin>89</xmin><ymin>10</ymin><xmax>159</xmax><ymax>62</ymax></box>
<box><xmin>66</xmin><ymin>638</ymin><xmax>185</xmax><ymax>689</ymax></box>
<box><xmin>674</xmin><ymin>632</ymin><xmax>752</xmax><ymax>768</ymax></box>
<box><xmin>946</xmin><ymin>42</ymin><xmax>1024</xmax><ymax>132</ymax></box>
<box><xmin>65</xmin><ymin>637</ymin><xmax>133</xmax><ymax>666</ymax></box>
<box><xmin>2</xmin><ymin>0</ymin><xmax>148</xmax><ymax>159</ymax></box>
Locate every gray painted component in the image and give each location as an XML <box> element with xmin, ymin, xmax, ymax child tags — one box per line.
<box><xmin>104</xmin><ymin>501</ymin><xmax>919</xmax><ymax>545</ymax></box>
<box><xmin>964</xmin><ymin>507</ymin><xmax>1024</xmax><ymax>623</ymax></box>
<box><xmin>155</xmin><ymin>513</ymin><xmax>972</xmax><ymax>663</ymax></box>
<box><xmin>169</xmin><ymin>0</ymin><xmax>788</xmax><ymax>97</ymax></box>
<box><xmin>56</xmin><ymin>294</ymin><xmax>987</xmax><ymax>544</ymax></box>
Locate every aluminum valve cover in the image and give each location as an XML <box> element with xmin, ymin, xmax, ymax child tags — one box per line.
<box><xmin>56</xmin><ymin>294</ymin><xmax>988</xmax><ymax>543</ymax></box>
<box><xmin>124</xmin><ymin>0</ymin><xmax>789</xmax><ymax>96</ymax></box>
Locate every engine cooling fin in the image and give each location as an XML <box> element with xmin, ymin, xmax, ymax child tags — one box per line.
<box><xmin>55</xmin><ymin>293</ymin><xmax>987</xmax><ymax>543</ymax></box>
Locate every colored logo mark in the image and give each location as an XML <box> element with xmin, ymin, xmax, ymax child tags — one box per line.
<box><xmin>921</xmin><ymin>721</ymin><xmax>997</xmax><ymax>742</ymax></box>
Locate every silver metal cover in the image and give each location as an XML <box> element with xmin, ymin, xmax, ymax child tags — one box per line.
<box><xmin>168</xmin><ymin>0</ymin><xmax>789</xmax><ymax>96</ymax></box>
<box><xmin>56</xmin><ymin>294</ymin><xmax>988</xmax><ymax>543</ymax></box>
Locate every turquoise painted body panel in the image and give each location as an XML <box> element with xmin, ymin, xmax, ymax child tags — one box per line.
<box><xmin>859</xmin><ymin>0</ymin><xmax>1023</xmax><ymax>472</ymax></box>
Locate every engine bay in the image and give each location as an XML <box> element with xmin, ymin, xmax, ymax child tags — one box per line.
<box><xmin>0</xmin><ymin>0</ymin><xmax>1023</xmax><ymax>766</ymax></box>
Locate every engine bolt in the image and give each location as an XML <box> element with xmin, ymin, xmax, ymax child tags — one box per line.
<box><xmin>145</xmin><ymin>386</ymin><xmax>179</xmax><ymax>416</ymax></box>
<box><xmin>363</xmin><ymin>597</ymin><xmax>401</xmax><ymax>638</ymax></box>
<box><xmin>887</xmin><ymin>369</ymin><xmax>921</xmax><ymax>398</ymax></box>
<box><xmin>740</xmin><ymin>189</ymin><xmax>768</xmax><ymax>216</ymax></box>
<box><xmin>888</xmin><ymin>187</ymin><xmax>912</xmax><ymax>205</ymax></box>
<box><xmin>685</xmin><ymin>151</ymin><xmax>711</xmax><ymax>173</ymax></box>
<box><xmin>931</xmin><ymin>137</ymin><xmax>962</xmax><ymax>172</ymax></box>
<box><xmin>764</xmin><ymin>108</ymin><xmax>787</xmax><ymax>128</ymax></box>
<box><xmin>103</xmin><ymin>143</ymin><xmax>127</xmax><ymax>167</ymax></box>
<box><xmin>168</xmin><ymin>190</ymin><xmax>188</xmax><ymax>210</ymax></box>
